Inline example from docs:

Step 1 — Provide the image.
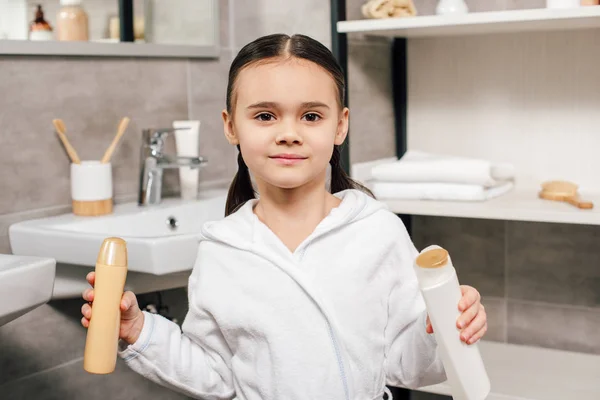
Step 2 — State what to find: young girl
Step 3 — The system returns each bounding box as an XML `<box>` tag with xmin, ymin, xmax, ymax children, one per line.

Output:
<box><xmin>81</xmin><ymin>33</ymin><xmax>487</xmax><ymax>400</ymax></box>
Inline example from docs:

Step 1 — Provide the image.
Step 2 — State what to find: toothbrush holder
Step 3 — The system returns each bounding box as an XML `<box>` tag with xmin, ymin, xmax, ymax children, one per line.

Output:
<box><xmin>71</xmin><ymin>161</ymin><xmax>113</xmax><ymax>216</ymax></box>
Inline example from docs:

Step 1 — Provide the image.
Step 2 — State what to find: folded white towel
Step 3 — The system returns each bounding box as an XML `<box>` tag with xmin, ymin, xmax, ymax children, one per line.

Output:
<box><xmin>370</xmin><ymin>150</ymin><xmax>515</xmax><ymax>187</ymax></box>
<box><xmin>371</xmin><ymin>181</ymin><xmax>514</xmax><ymax>202</ymax></box>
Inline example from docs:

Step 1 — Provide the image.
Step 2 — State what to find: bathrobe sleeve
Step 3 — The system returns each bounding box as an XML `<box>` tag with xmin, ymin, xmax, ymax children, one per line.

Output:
<box><xmin>118</xmin><ymin>248</ymin><xmax>235</xmax><ymax>400</ymax></box>
<box><xmin>384</xmin><ymin>217</ymin><xmax>447</xmax><ymax>389</ymax></box>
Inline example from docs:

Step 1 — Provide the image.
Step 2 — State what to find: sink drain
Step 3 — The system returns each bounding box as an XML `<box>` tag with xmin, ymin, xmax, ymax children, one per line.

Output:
<box><xmin>166</xmin><ymin>216</ymin><xmax>179</xmax><ymax>230</ymax></box>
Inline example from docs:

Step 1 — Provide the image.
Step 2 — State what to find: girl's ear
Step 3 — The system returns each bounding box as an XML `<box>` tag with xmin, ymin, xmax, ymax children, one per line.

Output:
<box><xmin>334</xmin><ymin>107</ymin><xmax>349</xmax><ymax>146</ymax></box>
<box><xmin>222</xmin><ymin>109</ymin><xmax>239</xmax><ymax>145</ymax></box>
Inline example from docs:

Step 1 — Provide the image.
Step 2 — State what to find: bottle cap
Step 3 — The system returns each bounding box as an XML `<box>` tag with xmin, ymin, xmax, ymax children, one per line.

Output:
<box><xmin>96</xmin><ymin>237</ymin><xmax>127</xmax><ymax>267</ymax></box>
<box><xmin>416</xmin><ymin>247</ymin><xmax>448</xmax><ymax>269</ymax></box>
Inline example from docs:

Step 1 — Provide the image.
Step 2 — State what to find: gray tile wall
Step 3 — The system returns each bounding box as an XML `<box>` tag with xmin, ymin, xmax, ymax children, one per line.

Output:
<box><xmin>1</xmin><ymin>0</ymin><xmax>242</xmax><ymax>398</ymax></box>
<box><xmin>347</xmin><ymin>38</ymin><xmax>397</xmax><ymax>164</ymax></box>
<box><xmin>412</xmin><ymin>217</ymin><xmax>600</xmax><ymax>356</ymax></box>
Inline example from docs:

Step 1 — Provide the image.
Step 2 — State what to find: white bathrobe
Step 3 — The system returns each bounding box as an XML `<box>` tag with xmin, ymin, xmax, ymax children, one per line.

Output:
<box><xmin>118</xmin><ymin>189</ymin><xmax>447</xmax><ymax>400</ymax></box>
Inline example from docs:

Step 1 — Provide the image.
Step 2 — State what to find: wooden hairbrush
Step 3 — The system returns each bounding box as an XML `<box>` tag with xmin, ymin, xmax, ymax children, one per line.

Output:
<box><xmin>538</xmin><ymin>180</ymin><xmax>593</xmax><ymax>210</ymax></box>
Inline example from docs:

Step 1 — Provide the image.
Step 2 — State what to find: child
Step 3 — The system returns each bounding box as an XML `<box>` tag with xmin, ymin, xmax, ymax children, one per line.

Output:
<box><xmin>81</xmin><ymin>33</ymin><xmax>487</xmax><ymax>400</ymax></box>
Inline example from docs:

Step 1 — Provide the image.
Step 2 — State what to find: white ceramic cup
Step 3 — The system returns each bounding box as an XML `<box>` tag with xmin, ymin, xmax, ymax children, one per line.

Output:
<box><xmin>546</xmin><ymin>0</ymin><xmax>581</xmax><ymax>8</ymax></box>
<box><xmin>71</xmin><ymin>161</ymin><xmax>113</xmax><ymax>202</ymax></box>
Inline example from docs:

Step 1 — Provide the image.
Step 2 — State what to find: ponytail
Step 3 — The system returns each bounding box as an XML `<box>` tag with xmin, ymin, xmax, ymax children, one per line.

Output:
<box><xmin>225</xmin><ymin>146</ymin><xmax>256</xmax><ymax>216</ymax></box>
<box><xmin>329</xmin><ymin>145</ymin><xmax>375</xmax><ymax>198</ymax></box>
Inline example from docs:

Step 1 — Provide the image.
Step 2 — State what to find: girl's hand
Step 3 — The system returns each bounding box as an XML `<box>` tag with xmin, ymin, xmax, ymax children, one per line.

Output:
<box><xmin>425</xmin><ymin>285</ymin><xmax>487</xmax><ymax>345</ymax></box>
<box><xmin>81</xmin><ymin>271</ymin><xmax>145</xmax><ymax>345</ymax></box>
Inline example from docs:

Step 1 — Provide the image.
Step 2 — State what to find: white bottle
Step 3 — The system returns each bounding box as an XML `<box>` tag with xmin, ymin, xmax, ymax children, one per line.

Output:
<box><xmin>436</xmin><ymin>0</ymin><xmax>469</xmax><ymax>15</ymax></box>
<box><xmin>414</xmin><ymin>245</ymin><xmax>490</xmax><ymax>400</ymax></box>
<box><xmin>173</xmin><ymin>120</ymin><xmax>201</xmax><ymax>200</ymax></box>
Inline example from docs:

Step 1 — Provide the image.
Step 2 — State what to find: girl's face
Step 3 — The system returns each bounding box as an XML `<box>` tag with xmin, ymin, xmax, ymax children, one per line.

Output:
<box><xmin>222</xmin><ymin>57</ymin><xmax>349</xmax><ymax>191</ymax></box>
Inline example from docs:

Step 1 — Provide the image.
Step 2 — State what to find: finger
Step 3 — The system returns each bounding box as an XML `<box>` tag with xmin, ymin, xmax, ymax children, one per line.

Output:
<box><xmin>81</xmin><ymin>303</ymin><xmax>92</xmax><ymax>319</ymax></box>
<box><xmin>121</xmin><ymin>291</ymin><xmax>136</xmax><ymax>312</ymax></box>
<box><xmin>457</xmin><ymin>302</ymin><xmax>481</xmax><ymax>330</ymax></box>
<box><xmin>86</xmin><ymin>271</ymin><xmax>95</xmax><ymax>286</ymax></box>
<box><xmin>82</xmin><ymin>288</ymin><xmax>94</xmax><ymax>302</ymax></box>
<box><xmin>458</xmin><ymin>285</ymin><xmax>478</xmax><ymax>311</ymax></box>
<box><xmin>460</xmin><ymin>306</ymin><xmax>487</xmax><ymax>343</ymax></box>
<box><xmin>458</xmin><ymin>285</ymin><xmax>480</xmax><ymax>311</ymax></box>
<box><xmin>81</xmin><ymin>316</ymin><xmax>89</xmax><ymax>328</ymax></box>
<box><xmin>467</xmin><ymin>323</ymin><xmax>488</xmax><ymax>345</ymax></box>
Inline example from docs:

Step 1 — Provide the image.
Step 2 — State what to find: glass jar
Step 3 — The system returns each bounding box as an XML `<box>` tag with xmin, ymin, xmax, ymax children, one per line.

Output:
<box><xmin>57</xmin><ymin>0</ymin><xmax>89</xmax><ymax>41</ymax></box>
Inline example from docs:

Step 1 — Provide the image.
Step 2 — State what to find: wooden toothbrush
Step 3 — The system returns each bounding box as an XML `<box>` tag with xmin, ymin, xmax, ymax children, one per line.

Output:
<box><xmin>101</xmin><ymin>117</ymin><xmax>130</xmax><ymax>164</ymax></box>
<box><xmin>52</xmin><ymin>119</ymin><xmax>81</xmax><ymax>164</ymax></box>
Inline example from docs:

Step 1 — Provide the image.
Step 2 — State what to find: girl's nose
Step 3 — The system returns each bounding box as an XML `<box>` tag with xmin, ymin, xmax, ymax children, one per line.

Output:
<box><xmin>275</xmin><ymin>125</ymin><xmax>303</xmax><ymax>145</ymax></box>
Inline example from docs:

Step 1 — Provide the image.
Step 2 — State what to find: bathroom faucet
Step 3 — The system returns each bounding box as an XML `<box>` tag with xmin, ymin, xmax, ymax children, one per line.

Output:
<box><xmin>138</xmin><ymin>128</ymin><xmax>207</xmax><ymax>206</ymax></box>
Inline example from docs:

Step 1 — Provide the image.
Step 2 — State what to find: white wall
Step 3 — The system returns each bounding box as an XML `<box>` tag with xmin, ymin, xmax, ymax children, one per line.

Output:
<box><xmin>0</xmin><ymin>0</ymin><xmax>27</xmax><ymax>39</ymax></box>
<box><xmin>408</xmin><ymin>29</ymin><xmax>600</xmax><ymax>191</ymax></box>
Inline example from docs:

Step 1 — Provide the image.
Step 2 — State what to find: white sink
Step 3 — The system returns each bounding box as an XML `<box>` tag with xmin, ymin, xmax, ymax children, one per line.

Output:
<box><xmin>0</xmin><ymin>254</ymin><xmax>56</xmax><ymax>326</ymax></box>
<box><xmin>9</xmin><ymin>189</ymin><xmax>228</xmax><ymax>278</ymax></box>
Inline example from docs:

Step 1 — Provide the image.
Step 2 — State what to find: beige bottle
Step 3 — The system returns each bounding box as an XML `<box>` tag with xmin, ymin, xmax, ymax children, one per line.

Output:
<box><xmin>56</xmin><ymin>0</ymin><xmax>89</xmax><ymax>41</ymax></box>
<box><xmin>83</xmin><ymin>237</ymin><xmax>128</xmax><ymax>374</ymax></box>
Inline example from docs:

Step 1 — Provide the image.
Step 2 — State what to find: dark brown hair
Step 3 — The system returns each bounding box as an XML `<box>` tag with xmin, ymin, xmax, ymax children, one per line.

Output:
<box><xmin>225</xmin><ymin>33</ymin><xmax>374</xmax><ymax>216</ymax></box>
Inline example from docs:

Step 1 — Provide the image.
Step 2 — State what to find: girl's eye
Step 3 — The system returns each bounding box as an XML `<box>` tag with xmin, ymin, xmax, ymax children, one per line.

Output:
<box><xmin>303</xmin><ymin>113</ymin><xmax>321</xmax><ymax>122</ymax></box>
<box><xmin>256</xmin><ymin>113</ymin><xmax>274</xmax><ymax>122</ymax></box>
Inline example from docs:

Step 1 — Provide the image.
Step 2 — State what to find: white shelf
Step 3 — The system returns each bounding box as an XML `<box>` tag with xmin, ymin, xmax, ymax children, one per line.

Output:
<box><xmin>0</xmin><ymin>40</ymin><xmax>219</xmax><ymax>58</ymax></box>
<box><xmin>337</xmin><ymin>7</ymin><xmax>600</xmax><ymax>38</ymax></box>
<box><xmin>352</xmin><ymin>159</ymin><xmax>600</xmax><ymax>226</ymax></box>
<box><xmin>378</xmin><ymin>186</ymin><xmax>600</xmax><ymax>226</ymax></box>
<box><xmin>411</xmin><ymin>341</ymin><xmax>600</xmax><ymax>400</ymax></box>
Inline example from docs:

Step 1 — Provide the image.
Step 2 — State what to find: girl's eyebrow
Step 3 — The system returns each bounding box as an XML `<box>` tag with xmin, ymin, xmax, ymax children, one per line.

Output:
<box><xmin>246</xmin><ymin>101</ymin><xmax>330</xmax><ymax>110</ymax></box>
<box><xmin>300</xmin><ymin>101</ymin><xmax>330</xmax><ymax>110</ymax></box>
<box><xmin>247</xmin><ymin>101</ymin><xmax>279</xmax><ymax>110</ymax></box>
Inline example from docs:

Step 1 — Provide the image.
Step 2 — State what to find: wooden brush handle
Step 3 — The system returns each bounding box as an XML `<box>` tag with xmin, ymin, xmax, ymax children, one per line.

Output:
<box><xmin>101</xmin><ymin>117</ymin><xmax>130</xmax><ymax>164</ymax></box>
<box><xmin>52</xmin><ymin>119</ymin><xmax>81</xmax><ymax>164</ymax></box>
<box><xmin>566</xmin><ymin>195</ymin><xmax>594</xmax><ymax>209</ymax></box>
<box><xmin>539</xmin><ymin>190</ymin><xmax>594</xmax><ymax>210</ymax></box>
